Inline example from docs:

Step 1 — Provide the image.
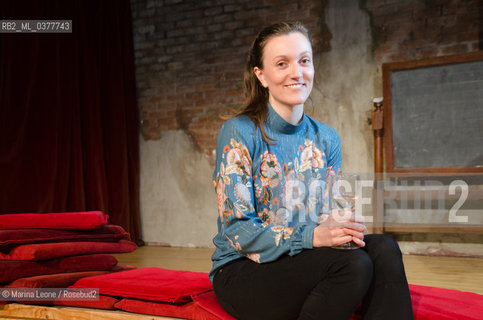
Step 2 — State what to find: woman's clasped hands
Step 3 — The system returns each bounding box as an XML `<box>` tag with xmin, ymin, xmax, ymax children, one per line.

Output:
<box><xmin>312</xmin><ymin>209</ymin><xmax>366</xmax><ymax>248</ymax></box>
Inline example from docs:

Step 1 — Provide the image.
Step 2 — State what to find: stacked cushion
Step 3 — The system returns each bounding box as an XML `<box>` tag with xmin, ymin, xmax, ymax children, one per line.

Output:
<box><xmin>0</xmin><ymin>224</ymin><xmax>130</xmax><ymax>252</ymax></box>
<box><xmin>0</xmin><ymin>211</ymin><xmax>108</xmax><ymax>230</ymax></box>
<box><xmin>0</xmin><ymin>211</ymin><xmax>137</xmax><ymax>309</ymax></box>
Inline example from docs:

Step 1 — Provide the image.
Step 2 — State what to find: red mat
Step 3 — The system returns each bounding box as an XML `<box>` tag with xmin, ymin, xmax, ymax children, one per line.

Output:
<box><xmin>0</xmin><ymin>224</ymin><xmax>130</xmax><ymax>252</ymax></box>
<box><xmin>0</xmin><ymin>211</ymin><xmax>108</xmax><ymax>230</ymax></box>
<box><xmin>0</xmin><ymin>254</ymin><xmax>118</xmax><ymax>284</ymax></box>
<box><xmin>409</xmin><ymin>284</ymin><xmax>483</xmax><ymax>320</ymax></box>
<box><xmin>72</xmin><ymin>267</ymin><xmax>213</xmax><ymax>303</ymax></box>
<box><xmin>4</xmin><ymin>265</ymin><xmax>136</xmax><ymax>288</ymax></box>
<box><xmin>114</xmin><ymin>298</ymin><xmax>220</xmax><ymax>320</ymax></box>
<box><xmin>5</xmin><ymin>271</ymin><xmax>114</xmax><ymax>288</ymax></box>
<box><xmin>0</xmin><ymin>240</ymin><xmax>137</xmax><ymax>261</ymax></box>
<box><xmin>70</xmin><ymin>268</ymin><xmax>483</xmax><ymax>320</ymax></box>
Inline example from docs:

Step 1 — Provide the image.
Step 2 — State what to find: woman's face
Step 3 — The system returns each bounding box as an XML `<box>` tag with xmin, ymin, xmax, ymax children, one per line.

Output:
<box><xmin>254</xmin><ymin>32</ymin><xmax>314</xmax><ymax>111</ymax></box>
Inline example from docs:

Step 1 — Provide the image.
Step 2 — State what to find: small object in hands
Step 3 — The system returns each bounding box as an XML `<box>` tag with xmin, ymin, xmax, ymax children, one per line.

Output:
<box><xmin>327</xmin><ymin>171</ymin><xmax>361</xmax><ymax>250</ymax></box>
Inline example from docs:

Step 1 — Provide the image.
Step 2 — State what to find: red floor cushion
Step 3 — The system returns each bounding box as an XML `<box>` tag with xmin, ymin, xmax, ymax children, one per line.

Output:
<box><xmin>12</xmin><ymin>295</ymin><xmax>120</xmax><ymax>310</ymax></box>
<box><xmin>114</xmin><ymin>298</ymin><xmax>220</xmax><ymax>320</ymax></box>
<box><xmin>71</xmin><ymin>267</ymin><xmax>213</xmax><ymax>303</ymax></box>
<box><xmin>55</xmin><ymin>294</ymin><xmax>119</xmax><ymax>310</ymax></box>
<box><xmin>4</xmin><ymin>265</ymin><xmax>136</xmax><ymax>289</ymax></box>
<box><xmin>70</xmin><ymin>267</ymin><xmax>483</xmax><ymax>320</ymax></box>
<box><xmin>0</xmin><ymin>225</ymin><xmax>130</xmax><ymax>252</ymax></box>
<box><xmin>4</xmin><ymin>271</ymin><xmax>113</xmax><ymax>288</ymax></box>
<box><xmin>192</xmin><ymin>291</ymin><xmax>236</xmax><ymax>320</ymax></box>
<box><xmin>0</xmin><ymin>254</ymin><xmax>118</xmax><ymax>284</ymax></box>
<box><xmin>0</xmin><ymin>240</ymin><xmax>137</xmax><ymax>261</ymax></box>
<box><xmin>409</xmin><ymin>284</ymin><xmax>483</xmax><ymax>320</ymax></box>
<box><xmin>190</xmin><ymin>286</ymin><xmax>483</xmax><ymax>320</ymax></box>
<box><xmin>0</xmin><ymin>211</ymin><xmax>108</xmax><ymax>230</ymax></box>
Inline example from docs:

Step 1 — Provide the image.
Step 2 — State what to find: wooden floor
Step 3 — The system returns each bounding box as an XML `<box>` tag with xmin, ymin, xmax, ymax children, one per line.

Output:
<box><xmin>1</xmin><ymin>246</ymin><xmax>482</xmax><ymax>319</ymax></box>
<box><xmin>114</xmin><ymin>246</ymin><xmax>483</xmax><ymax>295</ymax></box>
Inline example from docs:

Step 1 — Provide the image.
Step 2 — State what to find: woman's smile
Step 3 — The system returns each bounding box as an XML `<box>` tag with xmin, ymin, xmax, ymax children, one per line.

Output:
<box><xmin>253</xmin><ymin>32</ymin><xmax>314</xmax><ymax>124</ymax></box>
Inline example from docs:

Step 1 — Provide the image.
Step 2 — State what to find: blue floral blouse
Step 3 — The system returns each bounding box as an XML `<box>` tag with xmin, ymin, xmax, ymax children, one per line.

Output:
<box><xmin>210</xmin><ymin>104</ymin><xmax>342</xmax><ymax>282</ymax></box>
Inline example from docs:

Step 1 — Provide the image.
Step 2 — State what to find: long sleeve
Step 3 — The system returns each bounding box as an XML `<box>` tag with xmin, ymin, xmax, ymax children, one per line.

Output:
<box><xmin>210</xmin><ymin>108</ymin><xmax>343</xmax><ymax>282</ymax></box>
<box><xmin>213</xmin><ymin>119</ymin><xmax>314</xmax><ymax>265</ymax></box>
<box><xmin>327</xmin><ymin>127</ymin><xmax>342</xmax><ymax>171</ymax></box>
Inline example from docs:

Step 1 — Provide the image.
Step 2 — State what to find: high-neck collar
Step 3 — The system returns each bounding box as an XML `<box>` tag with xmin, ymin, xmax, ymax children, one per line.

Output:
<box><xmin>266</xmin><ymin>103</ymin><xmax>305</xmax><ymax>134</ymax></box>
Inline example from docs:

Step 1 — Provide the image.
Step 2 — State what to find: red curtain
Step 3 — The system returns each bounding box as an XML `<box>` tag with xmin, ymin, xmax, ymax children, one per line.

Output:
<box><xmin>0</xmin><ymin>0</ymin><xmax>140</xmax><ymax>242</ymax></box>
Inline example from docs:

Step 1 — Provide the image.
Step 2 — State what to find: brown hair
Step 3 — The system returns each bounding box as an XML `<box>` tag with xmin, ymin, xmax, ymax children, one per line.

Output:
<box><xmin>229</xmin><ymin>21</ymin><xmax>311</xmax><ymax>144</ymax></box>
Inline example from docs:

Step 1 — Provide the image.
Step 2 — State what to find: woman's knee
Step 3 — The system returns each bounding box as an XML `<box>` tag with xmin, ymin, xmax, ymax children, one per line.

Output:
<box><xmin>365</xmin><ymin>234</ymin><xmax>409</xmax><ymax>282</ymax></box>
<box><xmin>365</xmin><ymin>234</ymin><xmax>402</xmax><ymax>259</ymax></box>
<box><xmin>340</xmin><ymin>250</ymin><xmax>374</xmax><ymax>292</ymax></box>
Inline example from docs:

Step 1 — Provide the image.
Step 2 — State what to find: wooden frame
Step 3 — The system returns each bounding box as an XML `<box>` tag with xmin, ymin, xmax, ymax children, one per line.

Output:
<box><xmin>382</xmin><ymin>51</ymin><xmax>483</xmax><ymax>174</ymax></box>
<box><xmin>376</xmin><ymin>52</ymin><xmax>483</xmax><ymax>234</ymax></box>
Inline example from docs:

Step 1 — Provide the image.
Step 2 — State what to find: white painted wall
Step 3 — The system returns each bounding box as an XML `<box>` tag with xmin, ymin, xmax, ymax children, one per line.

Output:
<box><xmin>140</xmin><ymin>130</ymin><xmax>217</xmax><ymax>247</ymax></box>
<box><xmin>311</xmin><ymin>0</ymin><xmax>378</xmax><ymax>175</ymax></box>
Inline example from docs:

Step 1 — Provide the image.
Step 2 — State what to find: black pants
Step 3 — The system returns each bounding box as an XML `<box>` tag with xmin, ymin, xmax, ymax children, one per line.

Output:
<box><xmin>213</xmin><ymin>234</ymin><xmax>413</xmax><ymax>320</ymax></box>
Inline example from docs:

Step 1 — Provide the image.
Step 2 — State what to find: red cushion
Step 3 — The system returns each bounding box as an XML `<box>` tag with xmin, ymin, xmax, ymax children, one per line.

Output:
<box><xmin>14</xmin><ymin>295</ymin><xmax>119</xmax><ymax>310</ymax></box>
<box><xmin>5</xmin><ymin>271</ymin><xmax>114</xmax><ymax>288</ymax></box>
<box><xmin>5</xmin><ymin>265</ymin><xmax>136</xmax><ymax>289</ymax></box>
<box><xmin>67</xmin><ymin>269</ymin><xmax>483</xmax><ymax>320</ymax></box>
<box><xmin>0</xmin><ymin>254</ymin><xmax>118</xmax><ymax>284</ymax></box>
<box><xmin>114</xmin><ymin>299</ymin><xmax>220</xmax><ymax>320</ymax></box>
<box><xmin>55</xmin><ymin>294</ymin><xmax>119</xmax><ymax>309</ymax></box>
<box><xmin>0</xmin><ymin>211</ymin><xmax>108</xmax><ymax>230</ymax></box>
<box><xmin>192</xmin><ymin>291</ymin><xmax>237</xmax><ymax>320</ymax></box>
<box><xmin>71</xmin><ymin>267</ymin><xmax>213</xmax><ymax>303</ymax></box>
<box><xmin>409</xmin><ymin>284</ymin><xmax>483</xmax><ymax>320</ymax></box>
<box><xmin>0</xmin><ymin>225</ymin><xmax>130</xmax><ymax>252</ymax></box>
<box><xmin>192</xmin><ymin>290</ymin><xmax>354</xmax><ymax>320</ymax></box>
<box><xmin>0</xmin><ymin>240</ymin><xmax>137</xmax><ymax>261</ymax></box>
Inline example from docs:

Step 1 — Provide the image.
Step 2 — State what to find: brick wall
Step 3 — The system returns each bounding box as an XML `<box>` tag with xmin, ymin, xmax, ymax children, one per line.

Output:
<box><xmin>131</xmin><ymin>0</ymin><xmax>328</xmax><ymax>159</ymax></box>
<box><xmin>364</xmin><ymin>0</ymin><xmax>481</xmax><ymax>62</ymax></box>
<box><xmin>131</xmin><ymin>0</ymin><xmax>481</xmax><ymax>158</ymax></box>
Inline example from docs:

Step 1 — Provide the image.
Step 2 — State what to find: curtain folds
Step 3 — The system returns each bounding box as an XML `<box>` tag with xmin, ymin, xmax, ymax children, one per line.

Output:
<box><xmin>0</xmin><ymin>0</ymin><xmax>140</xmax><ymax>242</ymax></box>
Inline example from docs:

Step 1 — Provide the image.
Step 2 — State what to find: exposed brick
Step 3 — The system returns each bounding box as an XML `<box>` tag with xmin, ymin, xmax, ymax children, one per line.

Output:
<box><xmin>213</xmin><ymin>13</ymin><xmax>233</xmax><ymax>23</ymax></box>
<box><xmin>224</xmin><ymin>4</ymin><xmax>242</xmax><ymax>13</ymax></box>
<box><xmin>176</xmin><ymin>20</ymin><xmax>192</xmax><ymax>28</ymax></box>
<box><xmin>167</xmin><ymin>61</ymin><xmax>183</xmax><ymax>70</ymax></box>
<box><xmin>440</xmin><ymin>43</ymin><xmax>471</xmax><ymax>54</ymax></box>
<box><xmin>205</xmin><ymin>90</ymin><xmax>227</xmax><ymax>100</ymax></box>
<box><xmin>213</xmin><ymin>30</ymin><xmax>235</xmax><ymax>40</ymax></box>
<box><xmin>369</xmin><ymin>0</ymin><xmax>479</xmax><ymax>63</ymax></box>
<box><xmin>185</xmin><ymin>92</ymin><xmax>204</xmax><ymax>100</ymax></box>
<box><xmin>164</xmin><ymin>0</ymin><xmax>183</xmax><ymax>5</ymax></box>
<box><xmin>132</xmin><ymin>0</ymin><xmax>479</xmax><ymax>156</ymax></box>
<box><xmin>426</xmin><ymin>0</ymin><xmax>453</xmax><ymax>7</ymax></box>
<box><xmin>184</xmin><ymin>9</ymin><xmax>204</xmax><ymax>19</ymax></box>
<box><xmin>224</xmin><ymin>20</ymin><xmax>243</xmax><ymax>30</ymax></box>
<box><xmin>413</xmin><ymin>6</ymin><xmax>442</xmax><ymax>20</ymax></box>
<box><xmin>204</xmin><ymin>6</ymin><xmax>223</xmax><ymax>16</ymax></box>
<box><xmin>236</xmin><ymin>27</ymin><xmax>257</xmax><ymax>38</ymax></box>
<box><xmin>204</xmin><ymin>23</ymin><xmax>222</xmax><ymax>33</ymax></box>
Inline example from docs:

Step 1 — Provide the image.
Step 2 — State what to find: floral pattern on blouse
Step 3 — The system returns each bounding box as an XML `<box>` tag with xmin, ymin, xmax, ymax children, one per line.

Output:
<box><xmin>260</xmin><ymin>151</ymin><xmax>282</xmax><ymax>188</ymax></box>
<box><xmin>214</xmin><ymin>139</ymin><xmax>255</xmax><ymax>225</ymax></box>
<box><xmin>299</xmin><ymin>139</ymin><xmax>324</xmax><ymax>171</ymax></box>
<box><xmin>216</xmin><ymin>138</ymin><xmax>327</xmax><ymax>231</ymax></box>
<box><xmin>209</xmin><ymin>105</ymin><xmax>342</xmax><ymax>282</ymax></box>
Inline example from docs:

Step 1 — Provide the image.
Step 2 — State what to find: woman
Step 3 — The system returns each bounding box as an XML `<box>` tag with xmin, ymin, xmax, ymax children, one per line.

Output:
<box><xmin>210</xmin><ymin>21</ymin><xmax>413</xmax><ymax>320</ymax></box>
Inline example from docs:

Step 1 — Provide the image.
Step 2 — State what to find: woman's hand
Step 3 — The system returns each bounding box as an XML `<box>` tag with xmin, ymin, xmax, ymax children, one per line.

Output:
<box><xmin>312</xmin><ymin>209</ymin><xmax>366</xmax><ymax>248</ymax></box>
